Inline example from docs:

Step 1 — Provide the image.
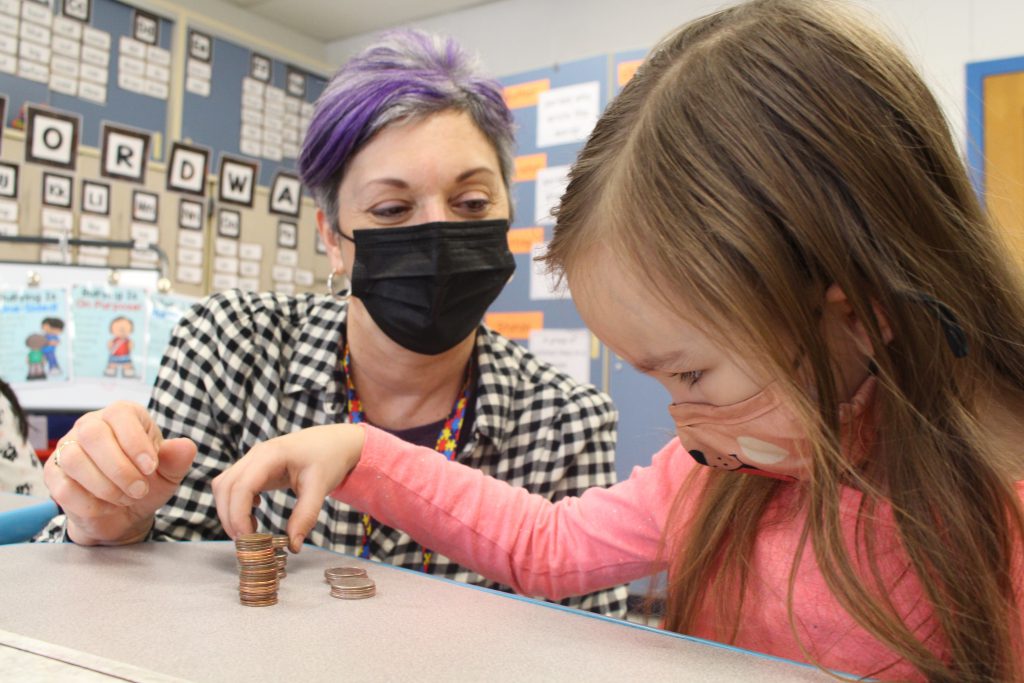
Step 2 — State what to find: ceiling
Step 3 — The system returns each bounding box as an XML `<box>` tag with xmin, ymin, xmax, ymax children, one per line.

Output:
<box><xmin>222</xmin><ymin>0</ymin><xmax>503</xmax><ymax>43</ymax></box>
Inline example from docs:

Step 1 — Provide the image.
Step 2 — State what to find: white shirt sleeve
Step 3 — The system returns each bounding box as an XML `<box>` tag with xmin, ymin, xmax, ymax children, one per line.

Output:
<box><xmin>0</xmin><ymin>394</ymin><xmax>47</xmax><ymax>496</ymax></box>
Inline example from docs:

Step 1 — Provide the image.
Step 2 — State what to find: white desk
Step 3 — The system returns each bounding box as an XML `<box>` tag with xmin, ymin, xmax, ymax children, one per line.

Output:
<box><xmin>0</xmin><ymin>543</ymin><xmax>833</xmax><ymax>682</ymax></box>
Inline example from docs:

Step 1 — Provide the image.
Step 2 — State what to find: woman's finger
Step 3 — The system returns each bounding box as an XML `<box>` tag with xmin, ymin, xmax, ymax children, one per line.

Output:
<box><xmin>74</xmin><ymin>416</ymin><xmax>149</xmax><ymax>501</ymax></box>
<box><xmin>44</xmin><ymin>458</ymin><xmax>123</xmax><ymax>520</ymax></box>
<box><xmin>101</xmin><ymin>404</ymin><xmax>161</xmax><ymax>476</ymax></box>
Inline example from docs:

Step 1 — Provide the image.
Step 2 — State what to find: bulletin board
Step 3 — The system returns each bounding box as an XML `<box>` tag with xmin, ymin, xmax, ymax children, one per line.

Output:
<box><xmin>612</xmin><ymin>49</ymin><xmax>646</xmax><ymax>96</ymax></box>
<box><xmin>966</xmin><ymin>54</ymin><xmax>1024</xmax><ymax>263</ymax></box>
<box><xmin>602</xmin><ymin>46</ymin><xmax>676</xmax><ymax>480</ymax></box>
<box><xmin>489</xmin><ymin>55</ymin><xmax>609</xmax><ymax>394</ymax></box>
<box><xmin>489</xmin><ymin>51</ymin><xmax>676</xmax><ymax>483</ymax></box>
<box><xmin>0</xmin><ymin>0</ymin><xmax>173</xmax><ymax>154</ymax></box>
<box><xmin>180</xmin><ymin>24</ymin><xmax>328</xmax><ymax>187</ymax></box>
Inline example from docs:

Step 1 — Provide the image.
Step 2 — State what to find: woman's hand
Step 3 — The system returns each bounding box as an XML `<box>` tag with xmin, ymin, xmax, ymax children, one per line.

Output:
<box><xmin>43</xmin><ymin>401</ymin><xmax>197</xmax><ymax>546</ymax></box>
<box><xmin>211</xmin><ymin>424</ymin><xmax>366</xmax><ymax>552</ymax></box>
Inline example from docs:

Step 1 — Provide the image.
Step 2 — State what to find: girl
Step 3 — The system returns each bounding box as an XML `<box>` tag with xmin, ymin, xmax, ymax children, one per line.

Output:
<box><xmin>212</xmin><ymin>1</ymin><xmax>1024</xmax><ymax>680</ymax></box>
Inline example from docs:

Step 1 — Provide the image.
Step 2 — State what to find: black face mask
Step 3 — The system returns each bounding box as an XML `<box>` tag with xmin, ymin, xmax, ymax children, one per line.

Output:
<box><xmin>343</xmin><ymin>219</ymin><xmax>515</xmax><ymax>355</ymax></box>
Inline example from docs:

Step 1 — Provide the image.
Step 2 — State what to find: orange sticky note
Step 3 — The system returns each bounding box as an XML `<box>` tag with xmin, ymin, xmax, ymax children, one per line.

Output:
<box><xmin>484</xmin><ymin>311</ymin><xmax>544</xmax><ymax>340</ymax></box>
<box><xmin>503</xmin><ymin>78</ymin><xmax>551</xmax><ymax>109</ymax></box>
<box><xmin>617</xmin><ymin>59</ymin><xmax>643</xmax><ymax>88</ymax></box>
<box><xmin>513</xmin><ymin>153</ymin><xmax>547</xmax><ymax>183</ymax></box>
<box><xmin>507</xmin><ymin>227</ymin><xmax>545</xmax><ymax>254</ymax></box>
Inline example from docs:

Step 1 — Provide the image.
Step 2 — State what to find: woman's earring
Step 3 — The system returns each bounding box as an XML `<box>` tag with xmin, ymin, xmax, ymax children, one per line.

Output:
<box><xmin>327</xmin><ymin>269</ymin><xmax>351</xmax><ymax>299</ymax></box>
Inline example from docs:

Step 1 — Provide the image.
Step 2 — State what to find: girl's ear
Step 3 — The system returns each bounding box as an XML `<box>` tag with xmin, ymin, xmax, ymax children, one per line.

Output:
<box><xmin>823</xmin><ymin>283</ymin><xmax>894</xmax><ymax>355</ymax></box>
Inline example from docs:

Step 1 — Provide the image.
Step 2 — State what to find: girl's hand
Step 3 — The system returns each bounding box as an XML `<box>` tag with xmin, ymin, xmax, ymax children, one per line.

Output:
<box><xmin>211</xmin><ymin>424</ymin><xmax>366</xmax><ymax>552</ymax></box>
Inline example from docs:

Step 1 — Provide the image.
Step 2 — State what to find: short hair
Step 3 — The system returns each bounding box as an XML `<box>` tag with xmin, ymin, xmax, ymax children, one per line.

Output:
<box><xmin>41</xmin><ymin>317</ymin><xmax>64</xmax><ymax>330</ymax></box>
<box><xmin>299</xmin><ymin>29</ymin><xmax>514</xmax><ymax>233</ymax></box>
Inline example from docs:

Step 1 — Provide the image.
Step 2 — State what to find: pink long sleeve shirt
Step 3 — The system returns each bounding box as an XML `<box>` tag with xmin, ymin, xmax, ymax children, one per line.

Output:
<box><xmin>334</xmin><ymin>425</ymin><xmax>1024</xmax><ymax>680</ymax></box>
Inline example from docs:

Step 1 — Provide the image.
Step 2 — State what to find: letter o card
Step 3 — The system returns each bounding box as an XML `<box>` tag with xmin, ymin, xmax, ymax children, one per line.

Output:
<box><xmin>25</xmin><ymin>106</ymin><xmax>81</xmax><ymax>170</ymax></box>
<box><xmin>269</xmin><ymin>171</ymin><xmax>301</xmax><ymax>217</ymax></box>
<box><xmin>100</xmin><ymin>123</ymin><xmax>150</xmax><ymax>183</ymax></box>
<box><xmin>167</xmin><ymin>142</ymin><xmax>210</xmax><ymax>196</ymax></box>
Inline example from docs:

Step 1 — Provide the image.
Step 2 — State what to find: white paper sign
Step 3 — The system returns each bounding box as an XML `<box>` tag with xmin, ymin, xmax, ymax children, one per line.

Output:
<box><xmin>271</xmin><ymin>265</ymin><xmax>294</xmax><ymax>283</ymax></box>
<box><xmin>214</xmin><ymin>237</ymin><xmax>238</xmax><ymax>257</ymax></box>
<box><xmin>185</xmin><ymin>75</ymin><xmax>210</xmax><ymax>97</ymax></box>
<box><xmin>529</xmin><ymin>241</ymin><xmax>570</xmax><ymax>300</ymax></box>
<box><xmin>275</xmin><ymin>249</ymin><xmax>298</xmax><ymax>266</ymax></box>
<box><xmin>239</xmin><ymin>260</ymin><xmax>260</xmax><ymax>277</ymax></box>
<box><xmin>41</xmin><ymin>208</ymin><xmax>73</xmax><ymax>231</ymax></box>
<box><xmin>0</xmin><ymin>198</ymin><xmax>18</xmax><ymax>221</ymax></box>
<box><xmin>130</xmin><ymin>222</ymin><xmax>159</xmax><ymax>246</ymax></box>
<box><xmin>79</xmin><ymin>215</ymin><xmax>111</xmax><ymax>237</ymax></box>
<box><xmin>176</xmin><ymin>247</ymin><xmax>202</xmax><ymax>266</ymax></box>
<box><xmin>177</xmin><ymin>265</ymin><xmax>203</xmax><ymax>285</ymax></box>
<box><xmin>528</xmin><ymin>328</ymin><xmax>591</xmax><ymax>385</ymax></box>
<box><xmin>238</xmin><ymin>243</ymin><xmax>262</xmax><ymax>261</ymax></box>
<box><xmin>533</xmin><ymin>165</ymin><xmax>571</xmax><ymax>226</ymax></box>
<box><xmin>214</xmin><ymin>256</ymin><xmax>239</xmax><ymax>274</ymax></box>
<box><xmin>177</xmin><ymin>230</ymin><xmax>203</xmax><ymax>249</ymax></box>
<box><xmin>212</xmin><ymin>272</ymin><xmax>239</xmax><ymax>290</ymax></box>
<box><xmin>536</xmin><ymin>81</ymin><xmax>600</xmax><ymax>149</ymax></box>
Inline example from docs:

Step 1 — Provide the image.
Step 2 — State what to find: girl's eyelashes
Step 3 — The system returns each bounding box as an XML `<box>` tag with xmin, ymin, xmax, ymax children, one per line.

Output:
<box><xmin>669</xmin><ymin>370</ymin><xmax>704</xmax><ymax>386</ymax></box>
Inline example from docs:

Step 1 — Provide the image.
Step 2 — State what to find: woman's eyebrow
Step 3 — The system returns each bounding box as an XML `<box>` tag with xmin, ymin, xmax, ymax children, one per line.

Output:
<box><xmin>455</xmin><ymin>167</ymin><xmax>495</xmax><ymax>182</ymax></box>
<box><xmin>363</xmin><ymin>177</ymin><xmax>409</xmax><ymax>190</ymax></box>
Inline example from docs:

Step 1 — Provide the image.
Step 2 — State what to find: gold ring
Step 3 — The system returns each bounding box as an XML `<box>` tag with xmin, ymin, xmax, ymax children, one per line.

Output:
<box><xmin>53</xmin><ymin>439</ymin><xmax>77</xmax><ymax>469</ymax></box>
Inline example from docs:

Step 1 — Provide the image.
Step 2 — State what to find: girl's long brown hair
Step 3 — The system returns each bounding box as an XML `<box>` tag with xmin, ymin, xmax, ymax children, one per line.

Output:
<box><xmin>546</xmin><ymin>1</ymin><xmax>1024</xmax><ymax>680</ymax></box>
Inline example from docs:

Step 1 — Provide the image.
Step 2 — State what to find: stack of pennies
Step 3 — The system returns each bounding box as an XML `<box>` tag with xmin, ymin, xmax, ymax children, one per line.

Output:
<box><xmin>235</xmin><ymin>533</ymin><xmax>278</xmax><ymax>607</ymax></box>
<box><xmin>272</xmin><ymin>535</ymin><xmax>288</xmax><ymax>579</ymax></box>
<box><xmin>324</xmin><ymin>566</ymin><xmax>376</xmax><ymax>600</ymax></box>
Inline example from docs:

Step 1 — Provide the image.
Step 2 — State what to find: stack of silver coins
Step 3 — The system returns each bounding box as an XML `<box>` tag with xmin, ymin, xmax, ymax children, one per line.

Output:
<box><xmin>272</xmin><ymin>535</ymin><xmax>288</xmax><ymax>579</ymax></box>
<box><xmin>235</xmin><ymin>533</ymin><xmax>278</xmax><ymax>607</ymax></box>
<box><xmin>324</xmin><ymin>566</ymin><xmax>375</xmax><ymax>599</ymax></box>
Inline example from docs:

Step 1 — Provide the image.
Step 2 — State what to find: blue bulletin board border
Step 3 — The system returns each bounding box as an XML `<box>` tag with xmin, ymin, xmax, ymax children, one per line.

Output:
<box><xmin>965</xmin><ymin>54</ymin><xmax>1024</xmax><ymax>203</ymax></box>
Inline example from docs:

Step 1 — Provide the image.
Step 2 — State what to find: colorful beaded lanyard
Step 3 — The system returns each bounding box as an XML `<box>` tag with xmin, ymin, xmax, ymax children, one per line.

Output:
<box><xmin>342</xmin><ymin>343</ymin><xmax>472</xmax><ymax>572</ymax></box>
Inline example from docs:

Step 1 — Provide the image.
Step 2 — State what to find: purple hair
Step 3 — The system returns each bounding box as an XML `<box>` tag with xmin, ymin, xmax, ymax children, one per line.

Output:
<box><xmin>299</xmin><ymin>30</ymin><xmax>515</xmax><ymax>232</ymax></box>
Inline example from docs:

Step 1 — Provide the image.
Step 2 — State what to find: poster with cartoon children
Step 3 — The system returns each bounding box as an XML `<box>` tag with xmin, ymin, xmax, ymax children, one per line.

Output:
<box><xmin>70</xmin><ymin>286</ymin><xmax>148</xmax><ymax>382</ymax></box>
<box><xmin>146</xmin><ymin>294</ymin><xmax>195</xmax><ymax>387</ymax></box>
<box><xmin>0</xmin><ymin>289</ymin><xmax>70</xmax><ymax>385</ymax></box>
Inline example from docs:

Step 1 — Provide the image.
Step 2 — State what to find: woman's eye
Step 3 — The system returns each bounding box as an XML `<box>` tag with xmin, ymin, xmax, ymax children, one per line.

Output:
<box><xmin>369</xmin><ymin>205</ymin><xmax>409</xmax><ymax>220</ymax></box>
<box><xmin>669</xmin><ymin>370</ymin><xmax>703</xmax><ymax>386</ymax></box>
<box><xmin>455</xmin><ymin>197</ymin><xmax>492</xmax><ymax>213</ymax></box>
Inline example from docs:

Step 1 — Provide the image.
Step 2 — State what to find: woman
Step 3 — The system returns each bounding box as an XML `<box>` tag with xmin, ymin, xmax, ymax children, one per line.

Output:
<box><xmin>39</xmin><ymin>30</ymin><xmax>627</xmax><ymax>618</ymax></box>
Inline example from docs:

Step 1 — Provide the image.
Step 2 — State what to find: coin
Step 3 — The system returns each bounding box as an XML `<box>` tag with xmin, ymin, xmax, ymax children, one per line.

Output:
<box><xmin>271</xmin><ymin>535</ymin><xmax>289</xmax><ymax>549</ymax></box>
<box><xmin>324</xmin><ymin>566</ymin><xmax>368</xmax><ymax>583</ymax></box>
<box><xmin>235</xmin><ymin>533</ymin><xmax>278</xmax><ymax>607</ymax></box>
<box><xmin>328</xmin><ymin>576</ymin><xmax>376</xmax><ymax>600</ymax></box>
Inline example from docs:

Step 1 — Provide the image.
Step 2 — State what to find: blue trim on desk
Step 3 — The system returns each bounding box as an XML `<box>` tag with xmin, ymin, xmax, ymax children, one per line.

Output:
<box><xmin>0</xmin><ymin>499</ymin><xmax>59</xmax><ymax>544</ymax></box>
<box><xmin>965</xmin><ymin>55</ymin><xmax>1024</xmax><ymax>202</ymax></box>
<box><xmin>306</xmin><ymin>543</ymin><xmax>860</xmax><ymax>680</ymax></box>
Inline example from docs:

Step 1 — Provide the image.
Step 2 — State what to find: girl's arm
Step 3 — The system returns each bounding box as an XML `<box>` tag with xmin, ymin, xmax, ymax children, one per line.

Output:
<box><xmin>213</xmin><ymin>423</ymin><xmax>696</xmax><ymax>600</ymax></box>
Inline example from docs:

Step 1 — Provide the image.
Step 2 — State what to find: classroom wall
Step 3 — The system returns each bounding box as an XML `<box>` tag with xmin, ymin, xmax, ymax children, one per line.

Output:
<box><xmin>136</xmin><ymin>0</ymin><xmax>327</xmax><ymax>67</ymax></box>
<box><xmin>325</xmin><ymin>0</ymin><xmax>1024</xmax><ymax>148</ymax></box>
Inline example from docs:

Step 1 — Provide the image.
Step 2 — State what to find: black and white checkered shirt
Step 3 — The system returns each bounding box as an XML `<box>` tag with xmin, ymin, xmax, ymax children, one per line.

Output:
<box><xmin>38</xmin><ymin>290</ymin><xmax>628</xmax><ymax>618</ymax></box>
